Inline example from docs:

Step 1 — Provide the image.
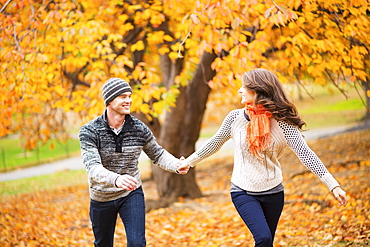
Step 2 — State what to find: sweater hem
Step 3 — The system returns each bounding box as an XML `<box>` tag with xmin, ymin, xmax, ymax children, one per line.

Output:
<box><xmin>231</xmin><ymin>177</ymin><xmax>283</xmax><ymax>193</ymax></box>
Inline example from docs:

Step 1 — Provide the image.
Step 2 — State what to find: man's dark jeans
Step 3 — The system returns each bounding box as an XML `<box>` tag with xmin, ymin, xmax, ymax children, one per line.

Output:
<box><xmin>90</xmin><ymin>187</ymin><xmax>146</xmax><ymax>247</ymax></box>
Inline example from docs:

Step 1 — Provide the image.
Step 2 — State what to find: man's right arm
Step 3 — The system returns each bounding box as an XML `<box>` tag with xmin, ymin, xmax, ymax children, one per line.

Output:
<box><xmin>79</xmin><ymin>125</ymin><xmax>120</xmax><ymax>186</ymax></box>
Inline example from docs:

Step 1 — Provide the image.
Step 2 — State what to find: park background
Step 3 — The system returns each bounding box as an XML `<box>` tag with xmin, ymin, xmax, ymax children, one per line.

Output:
<box><xmin>0</xmin><ymin>0</ymin><xmax>369</xmax><ymax>246</ymax></box>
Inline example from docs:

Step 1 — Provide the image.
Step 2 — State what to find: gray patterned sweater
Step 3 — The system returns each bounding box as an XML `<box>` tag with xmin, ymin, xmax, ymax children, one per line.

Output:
<box><xmin>79</xmin><ymin>112</ymin><xmax>179</xmax><ymax>202</ymax></box>
<box><xmin>185</xmin><ymin>108</ymin><xmax>340</xmax><ymax>192</ymax></box>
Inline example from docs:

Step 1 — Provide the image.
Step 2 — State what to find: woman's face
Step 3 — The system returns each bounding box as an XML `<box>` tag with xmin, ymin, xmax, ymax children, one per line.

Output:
<box><xmin>238</xmin><ymin>86</ymin><xmax>256</xmax><ymax>105</ymax></box>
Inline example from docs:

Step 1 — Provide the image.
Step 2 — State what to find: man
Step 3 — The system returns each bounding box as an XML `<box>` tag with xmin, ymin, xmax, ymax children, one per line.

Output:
<box><xmin>79</xmin><ymin>78</ymin><xmax>187</xmax><ymax>247</ymax></box>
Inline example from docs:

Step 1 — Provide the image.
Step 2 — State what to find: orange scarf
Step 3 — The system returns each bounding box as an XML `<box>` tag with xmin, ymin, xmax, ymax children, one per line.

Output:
<box><xmin>245</xmin><ymin>104</ymin><xmax>272</xmax><ymax>159</ymax></box>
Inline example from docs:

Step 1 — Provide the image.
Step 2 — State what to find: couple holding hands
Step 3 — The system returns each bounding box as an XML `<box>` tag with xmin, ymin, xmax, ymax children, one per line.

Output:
<box><xmin>79</xmin><ymin>69</ymin><xmax>347</xmax><ymax>247</ymax></box>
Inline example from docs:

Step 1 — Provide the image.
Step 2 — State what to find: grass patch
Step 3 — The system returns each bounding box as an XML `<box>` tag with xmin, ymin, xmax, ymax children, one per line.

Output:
<box><xmin>0</xmin><ymin>169</ymin><xmax>87</xmax><ymax>198</ymax></box>
<box><xmin>0</xmin><ymin>138</ymin><xmax>81</xmax><ymax>172</ymax></box>
<box><xmin>290</xmin><ymin>84</ymin><xmax>366</xmax><ymax>129</ymax></box>
<box><xmin>300</xmin><ymin>98</ymin><xmax>363</xmax><ymax>113</ymax></box>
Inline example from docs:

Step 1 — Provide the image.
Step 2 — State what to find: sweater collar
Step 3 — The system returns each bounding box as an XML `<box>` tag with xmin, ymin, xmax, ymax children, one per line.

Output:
<box><xmin>102</xmin><ymin>110</ymin><xmax>133</xmax><ymax>131</ymax></box>
<box><xmin>243</xmin><ymin>110</ymin><xmax>250</xmax><ymax>121</ymax></box>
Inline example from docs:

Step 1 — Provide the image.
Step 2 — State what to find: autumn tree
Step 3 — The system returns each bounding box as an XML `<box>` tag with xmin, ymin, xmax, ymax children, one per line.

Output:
<box><xmin>1</xmin><ymin>0</ymin><xmax>368</xmax><ymax>207</ymax></box>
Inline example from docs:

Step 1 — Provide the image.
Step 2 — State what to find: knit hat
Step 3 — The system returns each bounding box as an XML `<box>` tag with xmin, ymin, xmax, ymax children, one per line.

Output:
<box><xmin>102</xmin><ymin>78</ymin><xmax>132</xmax><ymax>106</ymax></box>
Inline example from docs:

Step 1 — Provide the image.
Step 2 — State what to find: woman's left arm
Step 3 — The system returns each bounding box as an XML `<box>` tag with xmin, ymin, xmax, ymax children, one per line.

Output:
<box><xmin>280</xmin><ymin>121</ymin><xmax>347</xmax><ymax>206</ymax></box>
<box><xmin>184</xmin><ymin>109</ymin><xmax>237</xmax><ymax>167</ymax></box>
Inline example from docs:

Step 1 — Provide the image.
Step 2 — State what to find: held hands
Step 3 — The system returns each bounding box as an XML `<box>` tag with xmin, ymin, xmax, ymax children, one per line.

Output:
<box><xmin>115</xmin><ymin>174</ymin><xmax>139</xmax><ymax>191</ymax></box>
<box><xmin>332</xmin><ymin>186</ymin><xmax>347</xmax><ymax>206</ymax></box>
<box><xmin>176</xmin><ymin>156</ymin><xmax>190</xmax><ymax>175</ymax></box>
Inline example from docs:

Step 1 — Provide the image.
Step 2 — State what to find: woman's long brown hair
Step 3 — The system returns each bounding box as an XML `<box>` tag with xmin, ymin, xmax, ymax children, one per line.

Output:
<box><xmin>242</xmin><ymin>68</ymin><xmax>306</xmax><ymax>130</ymax></box>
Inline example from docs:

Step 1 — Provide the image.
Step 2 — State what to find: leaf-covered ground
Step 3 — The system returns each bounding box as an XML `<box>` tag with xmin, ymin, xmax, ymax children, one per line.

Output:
<box><xmin>0</xmin><ymin>129</ymin><xmax>369</xmax><ymax>246</ymax></box>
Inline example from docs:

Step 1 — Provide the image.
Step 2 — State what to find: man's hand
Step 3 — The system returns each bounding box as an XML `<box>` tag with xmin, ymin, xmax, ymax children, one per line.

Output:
<box><xmin>176</xmin><ymin>156</ymin><xmax>190</xmax><ymax>175</ymax></box>
<box><xmin>115</xmin><ymin>174</ymin><xmax>139</xmax><ymax>191</ymax></box>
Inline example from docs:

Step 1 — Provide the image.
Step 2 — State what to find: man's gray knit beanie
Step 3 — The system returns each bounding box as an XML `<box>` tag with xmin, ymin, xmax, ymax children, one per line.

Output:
<box><xmin>102</xmin><ymin>78</ymin><xmax>132</xmax><ymax>106</ymax></box>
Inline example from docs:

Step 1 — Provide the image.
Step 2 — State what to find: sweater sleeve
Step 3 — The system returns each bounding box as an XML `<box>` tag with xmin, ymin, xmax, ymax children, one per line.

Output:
<box><xmin>278</xmin><ymin>121</ymin><xmax>340</xmax><ymax>191</ymax></box>
<box><xmin>142</xmin><ymin>130</ymin><xmax>178</xmax><ymax>173</ymax></box>
<box><xmin>185</xmin><ymin>110</ymin><xmax>237</xmax><ymax>167</ymax></box>
<box><xmin>79</xmin><ymin>125</ymin><xmax>120</xmax><ymax>186</ymax></box>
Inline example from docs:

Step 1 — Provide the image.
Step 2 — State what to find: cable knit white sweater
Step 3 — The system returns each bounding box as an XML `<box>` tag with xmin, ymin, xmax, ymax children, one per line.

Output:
<box><xmin>185</xmin><ymin>108</ymin><xmax>340</xmax><ymax>192</ymax></box>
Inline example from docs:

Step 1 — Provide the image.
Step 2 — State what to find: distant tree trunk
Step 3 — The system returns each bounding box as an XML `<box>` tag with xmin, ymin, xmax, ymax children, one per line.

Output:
<box><xmin>364</xmin><ymin>80</ymin><xmax>370</xmax><ymax>120</ymax></box>
<box><xmin>296</xmin><ymin>81</ymin><xmax>303</xmax><ymax>101</ymax></box>
<box><xmin>151</xmin><ymin>51</ymin><xmax>217</xmax><ymax>206</ymax></box>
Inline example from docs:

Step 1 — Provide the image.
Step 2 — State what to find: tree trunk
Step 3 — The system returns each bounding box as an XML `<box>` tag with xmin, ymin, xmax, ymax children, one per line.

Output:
<box><xmin>180</xmin><ymin>52</ymin><xmax>217</xmax><ymax>156</ymax></box>
<box><xmin>132</xmin><ymin>112</ymin><xmax>161</xmax><ymax>139</ymax></box>
<box><xmin>151</xmin><ymin>50</ymin><xmax>191</xmax><ymax>204</ymax></box>
<box><xmin>151</xmin><ymin>52</ymin><xmax>217</xmax><ymax>206</ymax></box>
<box><xmin>152</xmin><ymin>85</ymin><xmax>190</xmax><ymax>203</ymax></box>
<box><xmin>179</xmin><ymin>51</ymin><xmax>217</xmax><ymax>198</ymax></box>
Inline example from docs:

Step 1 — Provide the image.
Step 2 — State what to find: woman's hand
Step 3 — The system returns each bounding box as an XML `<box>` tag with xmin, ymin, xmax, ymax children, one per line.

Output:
<box><xmin>332</xmin><ymin>186</ymin><xmax>347</xmax><ymax>206</ymax></box>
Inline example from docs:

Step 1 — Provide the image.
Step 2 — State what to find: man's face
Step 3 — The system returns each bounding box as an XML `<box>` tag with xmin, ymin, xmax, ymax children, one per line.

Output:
<box><xmin>107</xmin><ymin>92</ymin><xmax>132</xmax><ymax>115</ymax></box>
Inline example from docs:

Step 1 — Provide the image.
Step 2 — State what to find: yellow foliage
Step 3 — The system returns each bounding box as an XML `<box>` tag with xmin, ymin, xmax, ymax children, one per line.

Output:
<box><xmin>0</xmin><ymin>0</ymin><xmax>368</xmax><ymax>148</ymax></box>
<box><xmin>140</xmin><ymin>103</ymin><xmax>151</xmax><ymax>114</ymax></box>
<box><xmin>158</xmin><ymin>46</ymin><xmax>170</xmax><ymax>55</ymax></box>
<box><xmin>152</xmin><ymin>101</ymin><xmax>166</xmax><ymax>114</ymax></box>
<box><xmin>131</xmin><ymin>40</ymin><xmax>145</xmax><ymax>52</ymax></box>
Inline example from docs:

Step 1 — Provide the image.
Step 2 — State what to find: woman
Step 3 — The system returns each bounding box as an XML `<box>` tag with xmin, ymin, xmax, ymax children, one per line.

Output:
<box><xmin>178</xmin><ymin>68</ymin><xmax>347</xmax><ymax>247</ymax></box>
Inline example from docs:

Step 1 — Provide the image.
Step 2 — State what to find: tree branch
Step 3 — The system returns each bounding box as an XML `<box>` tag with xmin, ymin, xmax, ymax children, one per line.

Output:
<box><xmin>294</xmin><ymin>73</ymin><xmax>315</xmax><ymax>100</ymax></box>
<box><xmin>63</xmin><ymin>70</ymin><xmax>90</xmax><ymax>89</ymax></box>
<box><xmin>0</xmin><ymin>0</ymin><xmax>13</xmax><ymax>13</ymax></box>
<box><xmin>324</xmin><ymin>68</ymin><xmax>348</xmax><ymax>99</ymax></box>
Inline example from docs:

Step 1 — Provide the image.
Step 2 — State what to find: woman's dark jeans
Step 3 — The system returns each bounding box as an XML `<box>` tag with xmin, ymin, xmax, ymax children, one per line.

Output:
<box><xmin>231</xmin><ymin>191</ymin><xmax>284</xmax><ymax>247</ymax></box>
<box><xmin>90</xmin><ymin>187</ymin><xmax>146</xmax><ymax>247</ymax></box>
